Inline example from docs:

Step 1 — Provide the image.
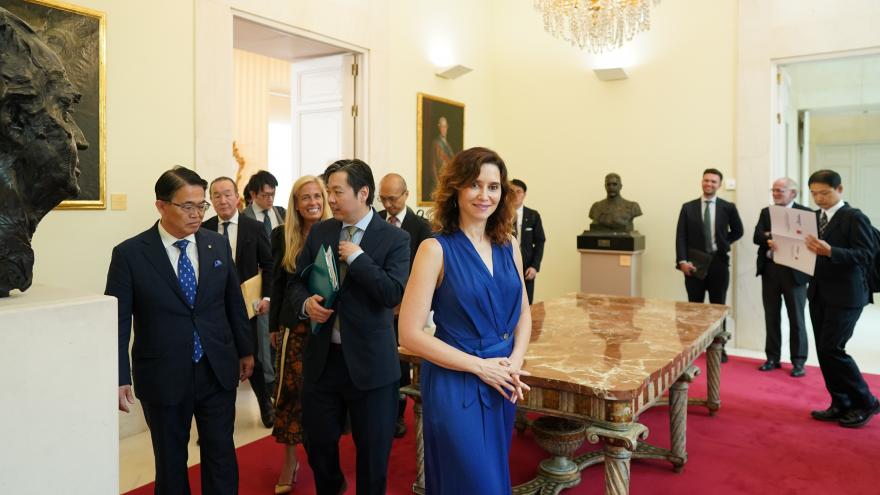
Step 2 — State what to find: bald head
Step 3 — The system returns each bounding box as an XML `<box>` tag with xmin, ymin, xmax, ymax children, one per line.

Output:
<box><xmin>379</xmin><ymin>173</ymin><xmax>409</xmax><ymax>216</ymax></box>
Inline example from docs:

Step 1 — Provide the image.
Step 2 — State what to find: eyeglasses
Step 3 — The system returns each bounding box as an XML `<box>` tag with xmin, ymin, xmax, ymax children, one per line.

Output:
<box><xmin>256</xmin><ymin>191</ymin><xmax>275</xmax><ymax>199</ymax></box>
<box><xmin>166</xmin><ymin>200</ymin><xmax>211</xmax><ymax>214</ymax></box>
<box><xmin>770</xmin><ymin>188</ymin><xmax>790</xmax><ymax>194</ymax></box>
<box><xmin>378</xmin><ymin>192</ymin><xmax>407</xmax><ymax>204</ymax></box>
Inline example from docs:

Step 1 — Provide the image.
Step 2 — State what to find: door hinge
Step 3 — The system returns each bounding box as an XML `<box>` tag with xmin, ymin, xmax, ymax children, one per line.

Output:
<box><xmin>351</xmin><ymin>104</ymin><xmax>359</xmax><ymax>118</ymax></box>
<box><xmin>777</xmin><ymin>72</ymin><xmax>782</xmax><ymax>85</ymax></box>
<box><xmin>776</xmin><ymin>113</ymin><xmax>781</xmax><ymax>124</ymax></box>
<box><xmin>351</xmin><ymin>63</ymin><xmax>359</xmax><ymax>77</ymax></box>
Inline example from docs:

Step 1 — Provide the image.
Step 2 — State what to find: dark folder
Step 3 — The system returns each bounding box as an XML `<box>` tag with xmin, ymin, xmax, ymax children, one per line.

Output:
<box><xmin>686</xmin><ymin>248</ymin><xmax>713</xmax><ymax>280</ymax></box>
<box><xmin>300</xmin><ymin>244</ymin><xmax>339</xmax><ymax>334</ymax></box>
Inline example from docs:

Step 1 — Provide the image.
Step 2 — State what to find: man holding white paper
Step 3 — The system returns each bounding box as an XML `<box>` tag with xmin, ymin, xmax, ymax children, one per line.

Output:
<box><xmin>754</xmin><ymin>178</ymin><xmax>812</xmax><ymax>377</ymax></box>
<box><xmin>803</xmin><ymin>170</ymin><xmax>878</xmax><ymax>428</ymax></box>
<box><xmin>204</xmin><ymin>176</ymin><xmax>276</xmax><ymax>427</ymax></box>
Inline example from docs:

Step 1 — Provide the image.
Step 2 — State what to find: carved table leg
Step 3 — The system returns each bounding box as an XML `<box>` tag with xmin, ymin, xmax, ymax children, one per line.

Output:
<box><xmin>706</xmin><ymin>331</ymin><xmax>730</xmax><ymax>416</ymax></box>
<box><xmin>412</xmin><ymin>397</ymin><xmax>425</xmax><ymax>494</ymax></box>
<box><xmin>668</xmin><ymin>365</ymin><xmax>699</xmax><ymax>473</ymax></box>
<box><xmin>587</xmin><ymin>423</ymin><xmax>648</xmax><ymax>495</ymax></box>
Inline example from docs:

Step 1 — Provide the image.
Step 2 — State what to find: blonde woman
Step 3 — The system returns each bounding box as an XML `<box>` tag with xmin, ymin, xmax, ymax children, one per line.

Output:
<box><xmin>268</xmin><ymin>175</ymin><xmax>331</xmax><ymax>494</ymax></box>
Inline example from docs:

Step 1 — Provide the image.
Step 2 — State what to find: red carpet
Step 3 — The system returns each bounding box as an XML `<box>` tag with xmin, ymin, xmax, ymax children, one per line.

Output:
<box><xmin>125</xmin><ymin>355</ymin><xmax>880</xmax><ymax>494</ymax></box>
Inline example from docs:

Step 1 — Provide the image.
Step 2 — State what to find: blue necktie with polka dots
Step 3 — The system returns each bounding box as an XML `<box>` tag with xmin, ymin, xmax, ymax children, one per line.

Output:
<box><xmin>173</xmin><ymin>239</ymin><xmax>204</xmax><ymax>362</ymax></box>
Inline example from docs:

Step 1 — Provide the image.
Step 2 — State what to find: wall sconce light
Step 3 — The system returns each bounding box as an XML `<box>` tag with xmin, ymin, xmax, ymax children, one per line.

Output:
<box><xmin>435</xmin><ymin>64</ymin><xmax>472</xmax><ymax>80</ymax></box>
<box><xmin>593</xmin><ymin>67</ymin><xmax>628</xmax><ymax>81</ymax></box>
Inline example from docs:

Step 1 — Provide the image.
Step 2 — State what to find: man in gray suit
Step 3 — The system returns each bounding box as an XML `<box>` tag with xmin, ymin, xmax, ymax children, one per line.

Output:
<box><xmin>242</xmin><ymin>170</ymin><xmax>286</xmax><ymax>394</ymax></box>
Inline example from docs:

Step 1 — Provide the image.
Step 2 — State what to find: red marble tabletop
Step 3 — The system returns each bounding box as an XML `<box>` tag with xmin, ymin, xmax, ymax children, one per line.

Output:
<box><xmin>522</xmin><ymin>293</ymin><xmax>728</xmax><ymax>400</ymax></box>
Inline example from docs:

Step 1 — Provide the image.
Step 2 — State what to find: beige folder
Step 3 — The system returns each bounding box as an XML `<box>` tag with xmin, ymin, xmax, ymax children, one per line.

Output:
<box><xmin>240</xmin><ymin>273</ymin><xmax>262</xmax><ymax>319</ymax></box>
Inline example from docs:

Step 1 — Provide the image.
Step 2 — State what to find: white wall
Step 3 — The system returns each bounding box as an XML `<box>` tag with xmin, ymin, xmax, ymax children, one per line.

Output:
<box><xmin>489</xmin><ymin>0</ymin><xmax>738</xmax><ymax>304</ymax></box>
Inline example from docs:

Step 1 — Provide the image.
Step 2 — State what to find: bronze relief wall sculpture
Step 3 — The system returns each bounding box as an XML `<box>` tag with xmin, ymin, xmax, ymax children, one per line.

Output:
<box><xmin>0</xmin><ymin>6</ymin><xmax>89</xmax><ymax>296</ymax></box>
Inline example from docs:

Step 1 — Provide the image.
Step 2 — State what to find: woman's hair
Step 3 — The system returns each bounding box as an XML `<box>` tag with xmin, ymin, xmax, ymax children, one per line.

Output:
<box><xmin>281</xmin><ymin>175</ymin><xmax>331</xmax><ymax>272</ymax></box>
<box><xmin>431</xmin><ymin>146</ymin><xmax>514</xmax><ymax>245</ymax></box>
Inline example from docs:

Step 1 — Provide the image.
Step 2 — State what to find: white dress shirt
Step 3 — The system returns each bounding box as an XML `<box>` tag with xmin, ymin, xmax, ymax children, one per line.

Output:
<box><xmin>331</xmin><ymin>208</ymin><xmax>373</xmax><ymax>344</ymax></box>
<box><xmin>157</xmin><ymin>221</ymin><xmax>199</xmax><ymax>282</ymax></box>
<box><xmin>217</xmin><ymin>210</ymin><xmax>239</xmax><ymax>259</ymax></box>
<box><xmin>821</xmin><ymin>199</ymin><xmax>845</xmax><ymax>223</ymax></box>
<box><xmin>388</xmin><ymin>207</ymin><xmax>406</xmax><ymax>228</ymax></box>
<box><xmin>254</xmin><ymin>205</ymin><xmax>280</xmax><ymax>230</ymax></box>
<box><xmin>515</xmin><ymin>206</ymin><xmax>524</xmax><ymax>238</ymax></box>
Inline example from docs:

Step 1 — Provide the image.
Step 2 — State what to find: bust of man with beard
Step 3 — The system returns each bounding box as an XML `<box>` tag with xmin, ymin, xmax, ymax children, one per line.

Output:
<box><xmin>0</xmin><ymin>7</ymin><xmax>88</xmax><ymax>296</ymax></box>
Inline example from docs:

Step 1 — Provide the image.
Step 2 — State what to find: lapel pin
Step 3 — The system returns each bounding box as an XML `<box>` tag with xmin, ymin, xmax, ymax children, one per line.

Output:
<box><xmin>208</xmin><ymin>244</ymin><xmax>212</xmax><ymax>249</ymax></box>
<box><xmin>214</xmin><ymin>260</ymin><xmax>222</xmax><ymax>268</ymax></box>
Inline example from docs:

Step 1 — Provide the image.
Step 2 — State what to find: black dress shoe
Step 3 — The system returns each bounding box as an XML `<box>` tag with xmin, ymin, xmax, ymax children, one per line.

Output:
<box><xmin>790</xmin><ymin>365</ymin><xmax>805</xmax><ymax>377</ymax></box>
<box><xmin>758</xmin><ymin>360</ymin><xmax>781</xmax><ymax>371</ymax></box>
<box><xmin>394</xmin><ymin>418</ymin><xmax>407</xmax><ymax>438</ymax></box>
<box><xmin>720</xmin><ymin>349</ymin><xmax>729</xmax><ymax>363</ymax></box>
<box><xmin>260</xmin><ymin>401</ymin><xmax>276</xmax><ymax>428</ymax></box>
<box><xmin>811</xmin><ymin>405</ymin><xmax>846</xmax><ymax>422</ymax></box>
<box><xmin>838</xmin><ymin>400</ymin><xmax>880</xmax><ymax>428</ymax></box>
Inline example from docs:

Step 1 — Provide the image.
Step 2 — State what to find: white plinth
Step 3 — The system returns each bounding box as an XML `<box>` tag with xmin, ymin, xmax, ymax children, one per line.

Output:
<box><xmin>0</xmin><ymin>285</ymin><xmax>118</xmax><ymax>495</ymax></box>
<box><xmin>579</xmin><ymin>249</ymin><xmax>644</xmax><ymax>297</ymax></box>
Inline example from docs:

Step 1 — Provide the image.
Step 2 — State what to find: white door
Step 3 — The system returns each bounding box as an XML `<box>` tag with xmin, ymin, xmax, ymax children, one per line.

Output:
<box><xmin>812</xmin><ymin>143</ymin><xmax>880</xmax><ymax>219</ymax></box>
<box><xmin>290</xmin><ymin>54</ymin><xmax>356</xmax><ymax>182</ymax></box>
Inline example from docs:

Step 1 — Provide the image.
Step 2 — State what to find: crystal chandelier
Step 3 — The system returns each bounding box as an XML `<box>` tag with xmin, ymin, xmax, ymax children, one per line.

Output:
<box><xmin>533</xmin><ymin>0</ymin><xmax>660</xmax><ymax>53</ymax></box>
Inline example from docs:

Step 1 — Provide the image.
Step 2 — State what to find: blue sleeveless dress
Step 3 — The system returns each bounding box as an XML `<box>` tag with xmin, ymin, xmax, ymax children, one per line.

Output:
<box><xmin>422</xmin><ymin>230</ymin><xmax>523</xmax><ymax>494</ymax></box>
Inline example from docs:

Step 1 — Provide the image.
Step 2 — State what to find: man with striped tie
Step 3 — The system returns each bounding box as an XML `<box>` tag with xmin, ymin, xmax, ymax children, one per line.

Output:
<box><xmin>107</xmin><ymin>166</ymin><xmax>254</xmax><ymax>493</ymax></box>
<box><xmin>804</xmin><ymin>169</ymin><xmax>879</xmax><ymax>428</ymax></box>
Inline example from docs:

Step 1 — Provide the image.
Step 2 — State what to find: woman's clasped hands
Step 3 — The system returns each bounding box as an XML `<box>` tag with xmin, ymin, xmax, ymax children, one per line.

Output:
<box><xmin>474</xmin><ymin>356</ymin><xmax>531</xmax><ymax>403</ymax></box>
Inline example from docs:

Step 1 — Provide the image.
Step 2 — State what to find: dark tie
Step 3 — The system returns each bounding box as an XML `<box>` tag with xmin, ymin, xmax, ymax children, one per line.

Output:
<box><xmin>173</xmin><ymin>239</ymin><xmax>204</xmax><ymax>362</ymax></box>
<box><xmin>819</xmin><ymin>211</ymin><xmax>829</xmax><ymax>238</ymax></box>
<box><xmin>339</xmin><ymin>225</ymin><xmax>358</xmax><ymax>284</ymax></box>
<box><xmin>703</xmin><ymin>200</ymin><xmax>713</xmax><ymax>253</ymax></box>
<box><xmin>388</xmin><ymin>215</ymin><xmax>399</xmax><ymax>228</ymax></box>
<box><xmin>262</xmin><ymin>210</ymin><xmax>272</xmax><ymax>237</ymax></box>
<box><xmin>222</xmin><ymin>221</ymin><xmax>230</xmax><ymax>239</ymax></box>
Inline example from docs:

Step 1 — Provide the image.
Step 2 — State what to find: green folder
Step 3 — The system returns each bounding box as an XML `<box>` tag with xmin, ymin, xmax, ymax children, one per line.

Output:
<box><xmin>300</xmin><ymin>244</ymin><xmax>340</xmax><ymax>334</ymax></box>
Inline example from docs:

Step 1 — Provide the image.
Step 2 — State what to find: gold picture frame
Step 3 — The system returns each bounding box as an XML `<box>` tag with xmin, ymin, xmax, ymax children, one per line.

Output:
<box><xmin>0</xmin><ymin>0</ymin><xmax>107</xmax><ymax>209</ymax></box>
<box><xmin>416</xmin><ymin>93</ymin><xmax>464</xmax><ymax>206</ymax></box>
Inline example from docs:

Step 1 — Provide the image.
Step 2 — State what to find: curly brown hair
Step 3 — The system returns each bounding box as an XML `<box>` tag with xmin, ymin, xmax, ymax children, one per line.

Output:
<box><xmin>431</xmin><ymin>147</ymin><xmax>514</xmax><ymax>245</ymax></box>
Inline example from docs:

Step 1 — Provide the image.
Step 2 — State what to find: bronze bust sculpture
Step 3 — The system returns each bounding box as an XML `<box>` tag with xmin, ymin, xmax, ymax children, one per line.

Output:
<box><xmin>588</xmin><ymin>173</ymin><xmax>642</xmax><ymax>233</ymax></box>
<box><xmin>0</xmin><ymin>7</ymin><xmax>88</xmax><ymax>297</ymax></box>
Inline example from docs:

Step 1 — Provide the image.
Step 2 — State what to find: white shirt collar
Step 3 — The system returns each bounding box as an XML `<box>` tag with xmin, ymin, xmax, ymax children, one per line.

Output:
<box><xmin>822</xmin><ymin>199</ymin><xmax>845</xmax><ymax>217</ymax></box>
<box><xmin>157</xmin><ymin>221</ymin><xmax>196</xmax><ymax>248</ymax></box>
<box><xmin>392</xmin><ymin>207</ymin><xmax>407</xmax><ymax>225</ymax></box>
<box><xmin>702</xmin><ymin>195</ymin><xmax>716</xmax><ymax>203</ymax></box>
<box><xmin>217</xmin><ymin>210</ymin><xmax>239</xmax><ymax>225</ymax></box>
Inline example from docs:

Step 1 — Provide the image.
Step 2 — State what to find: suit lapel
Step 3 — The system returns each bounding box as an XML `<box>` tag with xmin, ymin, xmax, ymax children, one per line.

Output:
<box><xmin>714</xmin><ymin>199</ymin><xmax>726</xmax><ymax>239</ymax></box>
<box><xmin>194</xmin><ymin>229</ymin><xmax>216</xmax><ymax>308</ymax></box>
<box><xmin>141</xmin><ymin>224</ymin><xmax>190</xmax><ymax>308</ymax></box>
<box><xmin>358</xmin><ymin>213</ymin><xmax>381</xmax><ymax>260</ymax></box>
<box><xmin>823</xmin><ymin>204</ymin><xmax>849</xmax><ymax>239</ymax></box>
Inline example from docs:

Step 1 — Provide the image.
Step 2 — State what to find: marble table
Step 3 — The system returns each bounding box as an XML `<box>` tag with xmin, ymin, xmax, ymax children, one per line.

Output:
<box><xmin>400</xmin><ymin>293</ymin><xmax>729</xmax><ymax>495</ymax></box>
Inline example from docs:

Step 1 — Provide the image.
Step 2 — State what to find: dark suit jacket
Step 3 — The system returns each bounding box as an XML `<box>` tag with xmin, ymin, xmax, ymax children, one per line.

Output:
<box><xmin>753</xmin><ymin>203</ymin><xmax>812</xmax><ymax>285</ymax></box>
<box><xmin>807</xmin><ymin>204</ymin><xmax>875</xmax><ymax>308</ymax></box>
<box><xmin>287</xmin><ymin>212</ymin><xmax>410</xmax><ymax>390</ymax></box>
<box><xmin>519</xmin><ymin>206</ymin><xmax>546</xmax><ymax>271</ymax></box>
<box><xmin>203</xmin><ymin>214</ymin><xmax>273</xmax><ymax>298</ymax></box>
<box><xmin>106</xmin><ymin>224</ymin><xmax>252</xmax><ymax>405</ymax></box>
<box><xmin>675</xmin><ymin>197</ymin><xmax>744</xmax><ymax>265</ymax></box>
<box><xmin>243</xmin><ymin>204</ymin><xmax>286</xmax><ymax>229</ymax></box>
<box><xmin>378</xmin><ymin>207</ymin><xmax>432</xmax><ymax>266</ymax></box>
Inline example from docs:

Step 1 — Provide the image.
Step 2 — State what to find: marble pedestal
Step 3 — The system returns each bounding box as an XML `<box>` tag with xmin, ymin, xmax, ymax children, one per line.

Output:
<box><xmin>0</xmin><ymin>285</ymin><xmax>118</xmax><ymax>494</ymax></box>
<box><xmin>579</xmin><ymin>249</ymin><xmax>644</xmax><ymax>297</ymax></box>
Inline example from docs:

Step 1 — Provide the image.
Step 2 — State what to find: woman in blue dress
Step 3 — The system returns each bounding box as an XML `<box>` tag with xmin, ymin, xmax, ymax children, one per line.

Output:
<box><xmin>399</xmin><ymin>146</ymin><xmax>532</xmax><ymax>494</ymax></box>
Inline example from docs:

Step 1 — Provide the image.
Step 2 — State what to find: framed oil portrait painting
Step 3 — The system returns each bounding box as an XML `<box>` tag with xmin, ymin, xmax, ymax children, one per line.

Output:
<box><xmin>0</xmin><ymin>0</ymin><xmax>106</xmax><ymax>209</ymax></box>
<box><xmin>417</xmin><ymin>93</ymin><xmax>464</xmax><ymax>206</ymax></box>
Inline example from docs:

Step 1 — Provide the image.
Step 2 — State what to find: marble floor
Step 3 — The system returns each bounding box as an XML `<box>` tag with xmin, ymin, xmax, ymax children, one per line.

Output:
<box><xmin>119</xmin><ymin>382</ymin><xmax>272</xmax><ymax>493</ymax></box>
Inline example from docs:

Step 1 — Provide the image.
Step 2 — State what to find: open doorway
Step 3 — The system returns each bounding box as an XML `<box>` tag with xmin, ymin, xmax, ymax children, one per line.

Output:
<box><xmin>232</xmin><ymin>16</ymin><xmax>362</xmax><ymax>198</ymax></box>
<box><xmin>775</xmin><ymin>52</ymin><xmax>880</xmax><ymax>372</ymax></box>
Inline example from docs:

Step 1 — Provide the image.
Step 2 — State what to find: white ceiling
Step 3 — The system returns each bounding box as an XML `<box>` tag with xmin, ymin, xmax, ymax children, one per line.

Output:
<box><xmin>232</xmin><ymin>17</ymin><xmax>348</xmax><ymax>62</ymax></box>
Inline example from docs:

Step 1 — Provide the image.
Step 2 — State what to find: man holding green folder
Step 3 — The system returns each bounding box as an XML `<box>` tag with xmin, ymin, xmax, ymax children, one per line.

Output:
<box><xmin>288</xmin><ymin>159</ymin><xmax>410</xmax><ymax>495</ymax></box>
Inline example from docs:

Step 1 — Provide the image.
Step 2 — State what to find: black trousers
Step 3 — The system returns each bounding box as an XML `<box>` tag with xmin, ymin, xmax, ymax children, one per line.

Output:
<box><xmin>761</xmin><ymin>262</ymin><xmax>808</xmax><ymax>365</ymax></box>
<box><xmin>525</xmin><ymin>279</ymin><xmax>535</xmax><ymax>305</ymax></box>
<box><xmin>302</xmin><ymin>345</ymin><xmax>398</xmax><ymax>495</ymax></box>
<box><xmin>142</xmin><ymin>357</ymin><xmax>238</xmax><ymax>495</ymax></box>
<box><xmin>247</xmin><ymin>318</ymin><xmax>270</xmax><ymax>407</ymax></box>
<box><xmin>684</xmin><ymin>253</ymin><xmax>730</xmax><ymax>304</ymax></box>
<box><xmin>809</xmin><ymin>299</ymin><xmax>876</xmax><ymax>410</ymax></box>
